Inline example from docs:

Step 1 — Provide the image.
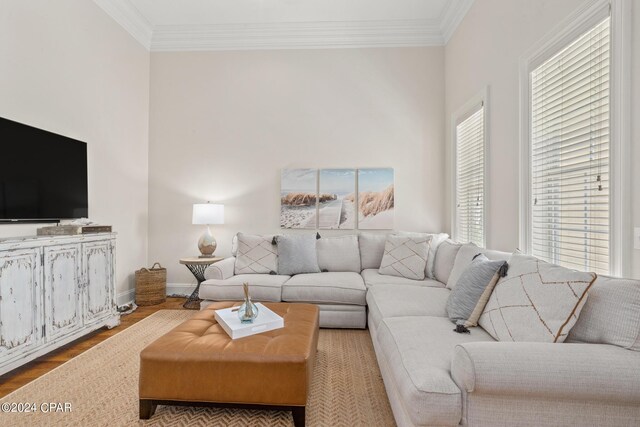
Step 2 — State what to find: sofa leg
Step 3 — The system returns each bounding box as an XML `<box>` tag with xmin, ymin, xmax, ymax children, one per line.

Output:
<box><xmin>292</xmin><ymin>406</ymin><xmax>305</xmax><ymax>427</ymax></box>
<box><xmin>139</xmin><ymin>399</ymin><xmax>157</xmax><ymax>419</ymax></box>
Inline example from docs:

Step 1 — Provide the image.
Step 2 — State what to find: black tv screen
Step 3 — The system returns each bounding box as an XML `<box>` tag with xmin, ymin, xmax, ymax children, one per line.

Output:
<box><xmin>0</xmin><ymin>117</ymin><xmax>88</xmax><ymax>222</ymax></box>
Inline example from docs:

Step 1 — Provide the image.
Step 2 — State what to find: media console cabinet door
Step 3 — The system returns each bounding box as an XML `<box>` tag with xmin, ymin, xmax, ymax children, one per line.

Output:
<box><xmin>44</xmin><ymin>244</ymin><xmax>82</xmax><ymax>341</ymax></box>
<box><xmin>0</xmin><ymin>248</ymin><xmax>43</xmax><ymax>362</ymax></box>
<box><xmin>82</xmin><ymin>241</ymin><xmax>113</xmax><ymax>325</ymax></box>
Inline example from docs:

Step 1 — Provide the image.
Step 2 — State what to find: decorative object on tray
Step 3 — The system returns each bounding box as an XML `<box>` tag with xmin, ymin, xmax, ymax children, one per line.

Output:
<box><xmin>192</xmin><ymin>202</ymin><xmax>224</xmax><ymax>257</ymax></box>
<box><xmin>214</xmin><ymin>303</ymin><xmax>285</xmax><ymax>339</ymax></box>
<box><xmin>238</xmin><ymin>282</ymin><xmax>259</xmax><ymax>323</ymax></box>
<box><xmin>135</xmin><ymin>262</ymin><xmax>167</xmax><ymax>306</ymax></box>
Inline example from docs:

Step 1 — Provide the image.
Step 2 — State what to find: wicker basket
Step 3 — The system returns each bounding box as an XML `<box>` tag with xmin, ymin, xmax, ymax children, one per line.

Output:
<box><xmin>135</xmin><ymin>262</ymin><xmax>166</xmax><ymax>306</ymax></box>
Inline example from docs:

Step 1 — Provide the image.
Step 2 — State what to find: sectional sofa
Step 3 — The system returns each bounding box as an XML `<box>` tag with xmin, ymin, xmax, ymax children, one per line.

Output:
<box><xmin>201</xmin><ymin>233</ymin><xmax>640</xmax><ymax>427</ymax></box>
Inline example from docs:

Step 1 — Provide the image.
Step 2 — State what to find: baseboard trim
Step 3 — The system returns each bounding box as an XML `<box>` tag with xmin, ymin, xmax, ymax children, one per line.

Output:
<box><xmin>166</xmin><ymin>282</ymin><xmax>197</xmax><ymax>297</ymax></box>
<box><xmin>117</xmin><ymin>283</ymin><xmax>196</xmax><ymax>306</ymax></box>
<box><xmin>116</xmin><ymin>288</ymin><xmax>136</xmax><ymax>307</ymax></box>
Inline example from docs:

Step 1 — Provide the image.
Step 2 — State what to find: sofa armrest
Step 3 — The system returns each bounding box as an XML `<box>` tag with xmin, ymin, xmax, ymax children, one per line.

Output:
<box><xmin>204</xmin><ymin>257</ymin><xmax>236</xmax><ymax>281</ymax></box>
<box><xmin>452</xmin><ymin>342</ymin><xmax>640</xmax><ymax>403</ymax></box>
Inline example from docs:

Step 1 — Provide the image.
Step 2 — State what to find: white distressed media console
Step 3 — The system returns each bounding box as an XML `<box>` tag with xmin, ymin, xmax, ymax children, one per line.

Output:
<box><xmin>0</xmin><ymin>233</ymin><xmax>119</xmax><ymax>376</ymax></box>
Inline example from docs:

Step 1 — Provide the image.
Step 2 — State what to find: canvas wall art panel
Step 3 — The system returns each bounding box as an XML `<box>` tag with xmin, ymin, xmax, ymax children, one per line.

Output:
<box><xmin>357</xmin><ymin>168</ymin><xmax>394</xmax><ymax>229</ymax></box>
<box><xmin>318</xmin><ymin>169</ymin><xmax>356</xmax><ymax>229</ymax></box>
<box><xmin>280</xmin><ymin>169</ymin><xmax>318</xmax><ymax>229</ymax></box>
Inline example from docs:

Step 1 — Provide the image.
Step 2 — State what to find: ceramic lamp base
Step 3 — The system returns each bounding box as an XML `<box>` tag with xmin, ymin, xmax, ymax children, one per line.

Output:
<box><xmin>198</xmin><ymin>226</ymin><xmax>217</xmax><ymax>257</ymax></box>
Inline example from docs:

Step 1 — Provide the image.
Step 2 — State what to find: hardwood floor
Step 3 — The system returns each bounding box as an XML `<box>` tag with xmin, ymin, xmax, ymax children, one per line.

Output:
<box><xmin>0</xmin><ymin>297</ymin><xmax>189</xmax><ymax>398</ymax></box>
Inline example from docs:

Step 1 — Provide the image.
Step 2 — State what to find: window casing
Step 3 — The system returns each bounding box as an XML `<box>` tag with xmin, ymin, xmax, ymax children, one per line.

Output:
<box><xmin>454</xmin><ymin>103</ymin><xmax>485</xmax><ymax>247</ymax></box>
<box><xmin>527</xmin><ymin>16</ymin><xmax>612</xmax><ymax>274</ymax></box>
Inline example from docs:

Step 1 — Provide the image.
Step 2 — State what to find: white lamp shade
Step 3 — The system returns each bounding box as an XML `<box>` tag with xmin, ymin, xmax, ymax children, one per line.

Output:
<box><xmin>192</xmin><ymin>203</ymin><xmax>224</xmax><ymax>225</ymax></box>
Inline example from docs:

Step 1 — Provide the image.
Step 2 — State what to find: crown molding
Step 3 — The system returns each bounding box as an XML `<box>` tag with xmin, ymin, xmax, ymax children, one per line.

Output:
<box><xmin>150</xmin><ymin>20</ymin><xmax>443</xmax><ymax>52</ymax></box>
<box><xmin>93</xmin><ymin>0</ymin><xmax>153</xmax><ymax>49</ymax></box>
<box><xmin>440</xmin><ymin>0</ymin><xmax>475</xmax><ymax>43</ymax></box>
<box><xmin>94</xmin><ymin>0</ymin><xmax>474</xmax><ymax>52</ymax></box>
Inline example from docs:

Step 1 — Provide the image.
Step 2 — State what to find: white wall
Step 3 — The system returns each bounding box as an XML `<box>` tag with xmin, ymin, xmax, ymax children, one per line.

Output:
<box><xmin>445</xmin><ymin>0</ymin><xmax>640</xmax><ymax>278</ymax></box>
<box><xmin>632</xmin><ymin>1</ymin><xmax>640</xmax><ymax>279</ymax></box>
<box><xmin>149</xmin><ymin>48</ymin><xmax>446</xmax><ymax>286</ymax></box>
<box><xmin>0</xmin><ymin>0</ymin><xmax>150</xmax><ymax>303</ymax></box>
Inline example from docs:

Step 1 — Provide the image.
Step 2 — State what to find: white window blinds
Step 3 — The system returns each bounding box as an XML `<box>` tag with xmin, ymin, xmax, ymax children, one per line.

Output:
<box><xmin>455</xmin><ymin>105</ymin><xmax>485</xmax><ymax>246</ymax></box>
<box><xmin>530</xmin><ymin>17</ymin><xmax>610</xmax><ymax>274</ymax></box>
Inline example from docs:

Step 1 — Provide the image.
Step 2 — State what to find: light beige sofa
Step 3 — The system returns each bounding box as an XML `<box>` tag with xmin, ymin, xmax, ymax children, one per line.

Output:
<box><xmin>200</xmin><ymin>234</ymin><xmax>372</xmax><ymax>328</ymax></box>
<box><xmin>201</xmin><ymin>233</ymin><xmax>640</xmax><ymax>426</ymax></box>
<box><xmin>367</xmin><ymin>240</ymin><xmax>640</xmax><ymax>427</ymax></box>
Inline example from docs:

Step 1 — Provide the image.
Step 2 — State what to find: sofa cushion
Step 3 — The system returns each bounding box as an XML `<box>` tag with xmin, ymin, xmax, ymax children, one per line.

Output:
<box><xmin>282</xmin><ymin>272</ymin><xmax>366</xmax><ymax>305</ymax></box>
<box><xmin>433</xmin><ymin>240</ymin><xmax>462</xmax><ymax>285</ymax></box>
<box><xmin>478</xmin><ymin>253</ymin><xmax>596</xmax><ymax>343</ymax></box>
<box><xmin>358</xmin><ymin>233</ymin><xmax>388</xmax><ymax>269</ymax></box>
<box><xmin>567</xmin><ymin>275</ymin><xmax>640</xmax><ymax>351</ymax></box>
<box><xmin>379</xmin><ymin>235</ymin><xmax>431</xmax><ymax>280</ymax></box>
<box><xmin>317</xmin><ymin>235</ymin><xmax>361</xmax><ymax>273</ymax></box>
<box><xmin>376</xmin><ymin>316</ymin><xmax>495</xmax><ymax>426</ymax></box>
<box><xmin>446</xmin><ymin>243</ymin><xmax>482</xmax><ymax>290</ymax></box>
<box><xmin>367</xmin><ymin>284</ymin><xmax>451</xmax><ymax>330</ymax></box>
<box><xmin>446</xmin><ymin>254</ymin><xmax>507</xmax><ymax>327</ymax></box>
<box><xmin>361</xmin><ymin>269</ymin><xmax>445</xmax><ymax>288</ymax></box>
<box><xmin>483</xmin><ymin>249</ymin><xmax>511</xmax><ymax>262</ymax></box>
<box><xmin>276</xmin><ymin>234</ymin><xmax>321</xmax><ymax>275</ymax></box>
<box><xmin>200</xmin><ymin>274</ymin><xmax>289</xmax><ymax>302</ymax></box>
<box><xmin>234</xmin><ymin>233</ymin><xmax>279</xmax><ymax>274</ymax></box>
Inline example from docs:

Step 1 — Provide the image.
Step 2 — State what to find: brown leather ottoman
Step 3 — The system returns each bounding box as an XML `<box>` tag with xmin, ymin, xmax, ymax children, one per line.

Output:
<box><xmin>139</xmin><ymin>302</ymin><xmax>319</xmax><ymax>426</ymax></box>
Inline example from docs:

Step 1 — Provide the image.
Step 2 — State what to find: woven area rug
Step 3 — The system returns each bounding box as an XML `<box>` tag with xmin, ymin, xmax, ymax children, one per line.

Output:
<box><xmin>1</xmin><ymin>310</ymin><xmax>395</xmax><ymax>426</ymax></box>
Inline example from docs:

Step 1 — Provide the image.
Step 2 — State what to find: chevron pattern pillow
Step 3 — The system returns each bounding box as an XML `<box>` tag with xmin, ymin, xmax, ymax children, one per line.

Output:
<box><xmin>378</xmin><ymin>235</ymin><xmax>431</xmax><ymax>280</ymax></box>
<box><xmin>478</xmin><ymin>253</ymin><xmax>596</xmax><ymax>343</ymax></box>
<box><xmin>234</xmin><ymin>233</ymin><xmax>278</xmax><ymax>274</ymax></box>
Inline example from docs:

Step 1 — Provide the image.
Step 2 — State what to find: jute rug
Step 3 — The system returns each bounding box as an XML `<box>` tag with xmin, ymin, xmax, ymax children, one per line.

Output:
<box><xmin>1</xmin><ymin>310</ymin><xmax>395</xmax><ymax>426</ymax></box>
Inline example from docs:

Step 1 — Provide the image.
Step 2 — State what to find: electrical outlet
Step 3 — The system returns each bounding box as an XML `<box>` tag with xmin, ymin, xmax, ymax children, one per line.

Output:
<box><xmin>635</xmin><ymin>228</ymin><xmax>640</xmax><ymax>250</ymax></box>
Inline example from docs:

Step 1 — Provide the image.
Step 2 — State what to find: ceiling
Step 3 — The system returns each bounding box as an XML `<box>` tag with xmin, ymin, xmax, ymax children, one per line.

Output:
<box><xmin>93</xmin><ymin>0</ymin><xmax>474</xmax><ymax>51</ymax></box>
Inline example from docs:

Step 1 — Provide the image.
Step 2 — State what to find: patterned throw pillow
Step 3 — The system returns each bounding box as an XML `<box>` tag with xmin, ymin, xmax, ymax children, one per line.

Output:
<box><xmin>478</xmin><ymin>253</ymin><xmax>596</xmax><ymax>343</ymax></box>
<box><xmin>378</xmin><ymin>235</ymin><xmax>431</xmax><ymax>280</ymax></box>
<box><xmin>234</xmin><ymin>233</ymin><xmax>278</xmax><ymax>274</ymax></box>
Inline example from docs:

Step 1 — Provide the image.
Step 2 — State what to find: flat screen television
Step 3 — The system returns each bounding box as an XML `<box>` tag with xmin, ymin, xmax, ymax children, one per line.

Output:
<box><xmin>0</xmin><ymin>117</ymin><xmax>88</xmax><ymax>223</ymax></box>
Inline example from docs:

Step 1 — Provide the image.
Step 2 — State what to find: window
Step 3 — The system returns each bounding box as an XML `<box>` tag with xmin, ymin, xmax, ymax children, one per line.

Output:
<box><xmin>528</xmin><ymin>16</ymin><xmax>611</xmax><ymax>274</ymax></box>
<box><xmin>454</xmin><ymin>102</ymin><xmax>485</xmax><ymax>246</ymax></box>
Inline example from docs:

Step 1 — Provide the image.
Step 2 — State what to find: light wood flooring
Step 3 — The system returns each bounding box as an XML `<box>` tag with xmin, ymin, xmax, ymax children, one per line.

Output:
<box><xmin>0</xmin><ymin>297</ymin><xmax>188</xmax><ymax>398</ymax></box>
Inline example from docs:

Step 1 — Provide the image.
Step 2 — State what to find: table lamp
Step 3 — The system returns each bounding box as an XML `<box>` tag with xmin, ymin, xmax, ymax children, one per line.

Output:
<box><xmin>192</xmin><ymin>203</ymin><xmax>224</xmax><ymax>257</ymax></box>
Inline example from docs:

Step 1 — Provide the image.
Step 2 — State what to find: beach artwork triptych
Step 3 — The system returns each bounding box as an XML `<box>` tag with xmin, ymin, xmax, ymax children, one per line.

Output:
<box><xmin>280</xmin><ymin>168</ymin><xmax>394</xmax><ymax>230</ymax></box>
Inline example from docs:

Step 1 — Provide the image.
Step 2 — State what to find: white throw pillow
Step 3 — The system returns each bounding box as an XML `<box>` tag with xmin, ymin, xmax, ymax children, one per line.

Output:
<box><xmin>566</xmin><ymin>276</ymin><xmax>640</xmax><ymax>351</ymax></box>
<box><xmin>317</xmin><ymin>235</ymin><xmax>361</xmax><ymax>273</ymax></box>
<box><xmin>398</xmin><ymin>231</ymin><xmax>449</xmax><ymax>279</ymax></box>
<box><xmin>234</xmin><ymin>233</ymin><xmax>278</xmax><ymax>274</ymax></box>
<box><xmin>478</xmin><ymin>253</ymin><xmax>596</xmax><ymax>343</ymax></box>
<box><xmin>378</xmin><ymin>235</ymin><xmax>431</xmax><ymax>280</ymax></box>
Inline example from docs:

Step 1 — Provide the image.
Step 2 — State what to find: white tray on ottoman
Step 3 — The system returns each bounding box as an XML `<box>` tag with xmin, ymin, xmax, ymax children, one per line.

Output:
<box><xmin>214</xmin><ymin>303</ymin><xmax>284</xmax><ymax>339</ymax></box>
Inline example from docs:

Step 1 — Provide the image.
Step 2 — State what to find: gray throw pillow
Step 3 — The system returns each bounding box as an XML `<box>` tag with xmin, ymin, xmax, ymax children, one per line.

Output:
<box><xmin>276</xmin><ymin>234</ymin><xmax>321</xmax><ymax>275</ymax></box>
<box><xmin>446</xmin><ymin>254</ymin><xmax>507</xmax><ymax>327</ymax></box>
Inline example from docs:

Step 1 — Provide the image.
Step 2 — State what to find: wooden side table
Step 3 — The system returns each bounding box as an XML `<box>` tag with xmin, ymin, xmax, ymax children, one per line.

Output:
<box><xmin>179</xmin><ymin>257</ymin><xmax>224</xmax><ymax>309</ymax></box>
